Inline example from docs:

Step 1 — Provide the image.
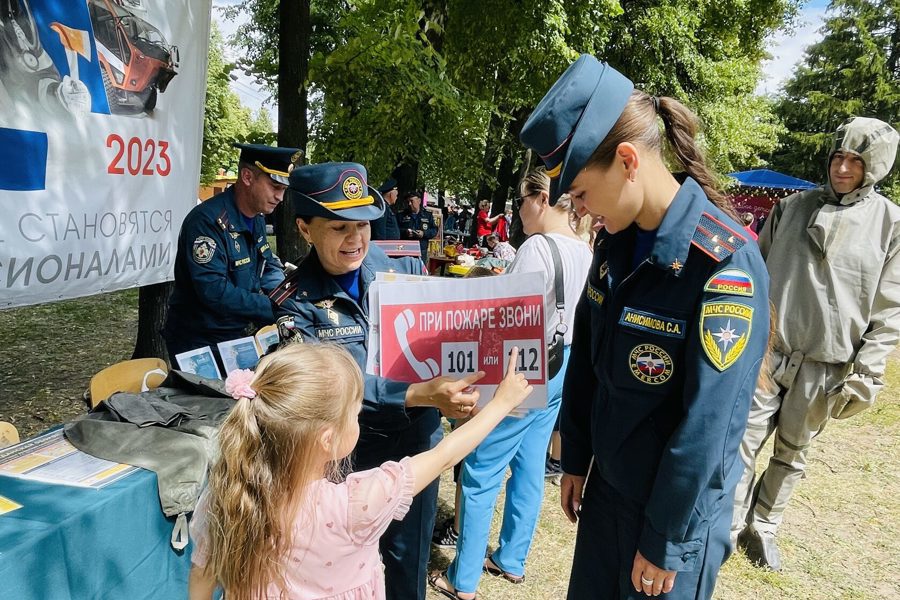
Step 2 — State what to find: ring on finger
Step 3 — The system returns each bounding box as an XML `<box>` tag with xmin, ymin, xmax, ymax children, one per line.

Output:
<box><xmin>640</xmin><ymin>575</ymin><xmax>654</xmax><ymax>586</ymax></box>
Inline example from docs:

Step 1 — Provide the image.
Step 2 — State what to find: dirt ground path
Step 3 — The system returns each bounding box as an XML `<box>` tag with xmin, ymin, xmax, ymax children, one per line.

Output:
<box><xmin>1</xmin><ymin>291</ymin><xmax>897</xmax><ymax>599</ymax></box>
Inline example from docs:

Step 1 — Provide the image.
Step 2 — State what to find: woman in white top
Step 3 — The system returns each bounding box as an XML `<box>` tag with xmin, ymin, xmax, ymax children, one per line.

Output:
<box><xmin>431</xmin><ymin>169</ymin><xmax>592</xmax><ymax>599</ymax></box>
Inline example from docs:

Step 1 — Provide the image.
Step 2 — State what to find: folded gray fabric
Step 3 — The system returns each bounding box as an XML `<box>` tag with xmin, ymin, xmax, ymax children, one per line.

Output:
<box><xmin>105</xmin><ymin>393</ymin><xmax>194</xmax><ymax>428</ymax></box>
<box><xmin>64</xmin><ymin>370</ymin><xmax>235</xmax><ymax>550</ymax></box>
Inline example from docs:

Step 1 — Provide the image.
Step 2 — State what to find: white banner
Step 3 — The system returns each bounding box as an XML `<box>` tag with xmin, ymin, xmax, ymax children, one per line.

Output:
<box><xmin>0</xmin><ymin>0</ymin><xmax>212</xmax><ymax>308</ymax></box>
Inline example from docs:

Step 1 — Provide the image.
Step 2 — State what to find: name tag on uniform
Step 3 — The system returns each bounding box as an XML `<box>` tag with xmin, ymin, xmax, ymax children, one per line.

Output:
<box><xmin>315</xmin><ymin>325</ymin><xmax>365</xmax><ymax>340</ymax></box>
<box><xmin>619</xmin><ymin>307</ymin><xmax>686</xmax><ymax>339</ymax></box>
<box><xmin>587</xmin><ymin>283</ymin><xmax>605</xmax><ymax>307</ymax></box>
<box><xmin>234</xmin><ymin>257</ymin><xmax>251</xmax><ymax>267</ymax></box>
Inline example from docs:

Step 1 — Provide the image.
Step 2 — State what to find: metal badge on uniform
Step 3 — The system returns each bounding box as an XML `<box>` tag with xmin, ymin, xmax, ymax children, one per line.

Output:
<box><xmin>342</xmin><ymin>176</ymin><xmax>364</xmax><ymax>200</ymax></box>
<box><xmin>234</xmin><ymin>239</ymin><xmax>241</xmax><ymax>252</ymax></box>
<box><xmin>315</xmin><ymin>299</ymin><xmax>340</xmax><ymax>325</ymax></box>
<box><xmin>598</xmin><ymin>261</ymin><xmax>608</xmax><ymax>279</ymax></box>
<box><xmin>704</xmin><ymin>268</ymin><xmax>754</xmax><ymax>297</ymax></box>
<box><xmin>192</xmin><ymin>236</ymin><xmax>217</xmax><ymax>264</ymax></box>
<box><xmin>629</xmin><ymin>344</ymin><xmax>674</xmax><ymax>385</ymax></box>
<box><xmin>699</xmin><ymin>301</ymin><xmax>753</xmax><ymax>371</ymax></box>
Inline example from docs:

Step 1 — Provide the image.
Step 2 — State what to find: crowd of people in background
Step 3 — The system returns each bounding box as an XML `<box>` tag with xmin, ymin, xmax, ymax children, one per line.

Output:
<box><xmin>164</xmin><ymin>54</ymin><xmax>899</xmax><ymax>600</ymax></box>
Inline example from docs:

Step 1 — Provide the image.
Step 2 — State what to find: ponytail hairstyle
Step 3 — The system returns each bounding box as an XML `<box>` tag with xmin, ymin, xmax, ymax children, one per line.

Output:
<box><xmin>585</xmin><ymin>91</ymin><xmax>737</xmax><ymax>219</ymax></box>
<box><xmin>519</xmin><ymin>169</ymin><xmax>592</xmax><ymax>236</ymax></box>
<box><xmin>205</xmin><ymin>344</ymin><xmax>364</xmax><ymax>600</ymax></box>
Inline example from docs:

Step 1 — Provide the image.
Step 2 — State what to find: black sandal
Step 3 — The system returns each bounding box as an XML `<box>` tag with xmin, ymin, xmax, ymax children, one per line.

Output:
<box><xmin>428</xmin><ymin>571</ymin><xmax>479</xmax><ymax>600</ymax></box>
<box><xmin>483</xmin><ymin>556</ymin><xmax>526</xmax><ymax>584</ymax></box>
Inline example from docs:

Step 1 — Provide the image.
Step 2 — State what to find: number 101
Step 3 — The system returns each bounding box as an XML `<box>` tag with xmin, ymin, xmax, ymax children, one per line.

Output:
<box><xmin>441</xmin><ymin>342</ymin><xmax>479</xmax><ymax>376</ymax></box>
<box><xmin>446</xmin><ymin>350</ymin><xmax>474</xmax><ymax>374</ymax></box>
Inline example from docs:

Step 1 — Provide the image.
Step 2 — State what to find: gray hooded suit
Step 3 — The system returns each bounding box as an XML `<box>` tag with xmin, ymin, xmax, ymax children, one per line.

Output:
<box><xmin>733</xmin><ymin>117</ymin><xmax>900</xmax><ymax>536</ymax></box>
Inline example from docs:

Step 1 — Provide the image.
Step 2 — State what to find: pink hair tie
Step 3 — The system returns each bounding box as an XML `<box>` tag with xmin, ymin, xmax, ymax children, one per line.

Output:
<box><xmin>225</xmin><ymin>369</ymin><xmax>257</xmax><ymax>400</ymax></box>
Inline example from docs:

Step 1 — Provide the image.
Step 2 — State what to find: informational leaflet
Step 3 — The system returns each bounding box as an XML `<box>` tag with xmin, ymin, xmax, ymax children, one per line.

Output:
<box><xmin>369</xmin><ymin>272</ymin><xmax>548</xmax><ymax>410</ymax></box>
<box><xmin>0</xmin><ymin>429</ymin><xmax>137</xmax><ymax>489</ymax></box>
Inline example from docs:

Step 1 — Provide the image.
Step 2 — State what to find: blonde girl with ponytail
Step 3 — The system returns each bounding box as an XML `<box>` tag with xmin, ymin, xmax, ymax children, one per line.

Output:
<box><xmin>187</xmin><ymin>343</ymin><xmax>532</xmax><ymax>600</ymax></box>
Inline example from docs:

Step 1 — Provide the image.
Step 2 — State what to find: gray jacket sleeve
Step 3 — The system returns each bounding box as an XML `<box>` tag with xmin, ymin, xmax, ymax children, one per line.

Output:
<box><xmin>852</xmin><ymin>229</ymin><xmax>900</xmax><ymax>381</ymax></box>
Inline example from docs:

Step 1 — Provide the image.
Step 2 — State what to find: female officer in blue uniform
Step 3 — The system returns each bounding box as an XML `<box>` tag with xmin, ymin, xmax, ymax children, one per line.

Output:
<box><xmin>268</xmin><ymin>162</ymin><xmax>483</xmax><ymax>600</ymax></box>
<box><xmin>519</xmin><ymin>55</ymin><xmax>770</xmax><ymax>599</ymax></box>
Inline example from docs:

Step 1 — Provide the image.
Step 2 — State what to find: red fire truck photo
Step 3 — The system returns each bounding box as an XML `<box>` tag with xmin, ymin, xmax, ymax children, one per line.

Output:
<box><xmin>88</xmin><ymin>0</ymin><xmax>178</xmax><ymax>114</ymax></box>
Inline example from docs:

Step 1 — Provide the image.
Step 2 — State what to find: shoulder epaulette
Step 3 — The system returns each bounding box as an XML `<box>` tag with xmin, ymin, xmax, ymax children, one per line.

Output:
<box><xmin>215</xmin><ymin>209</ymin><xmax>230</xmax><ymax>232</ymax></box>
<box><xmin>691</xmin><ymin>213</ymin><xmax>746</xmax><ymax>262</ymax></box>
<box><xmin>269</xmin><ymin>268</ymin><xmax>303</xmax><ymax>306</ymax></box>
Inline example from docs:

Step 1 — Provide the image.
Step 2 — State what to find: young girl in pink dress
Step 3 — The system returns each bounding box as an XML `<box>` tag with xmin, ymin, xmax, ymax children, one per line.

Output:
<box><xmin>188</xmin><ymin>343</ymin><xmax>532</xmax><ymax>600</ymax></box>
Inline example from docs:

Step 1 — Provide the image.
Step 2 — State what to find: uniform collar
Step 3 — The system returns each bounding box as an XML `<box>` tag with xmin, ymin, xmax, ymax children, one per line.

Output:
<box><xmin>290</xmin><ymin>244</ymin><xmax>391</xmax><ymax>304</ymax></box>
<box><xmin>647</xmin><ymin>177</ymin><xmax>707</xmax><ymax>276</ymax></box>
<box><xmin>222</xmin><ymin>187</ymin><xmax>260</xmax><ymax>234</ymax></box>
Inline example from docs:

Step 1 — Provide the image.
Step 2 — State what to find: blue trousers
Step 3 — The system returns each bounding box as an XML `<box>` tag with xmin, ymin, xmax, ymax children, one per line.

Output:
<box><xmin>354</xmin><ymin>410</ymin><xmax>441</xmax><ymax>600</ymax></box>
<box><xmin>567</xmin><ymin>470</ymin><xmax>732</xmax><ymax>600</ymax></box>
<box><xmin>447</xmin><ymin>349</ymin><xmax>569</xmax><ymax>593</ymax></box>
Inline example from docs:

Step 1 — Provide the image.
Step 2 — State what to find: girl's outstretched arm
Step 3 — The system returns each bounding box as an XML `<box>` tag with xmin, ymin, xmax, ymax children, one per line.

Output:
<box><xmin>407</xmin><ymin>347</ymin><xmax>533</xmax><ymax>495</ymax></box>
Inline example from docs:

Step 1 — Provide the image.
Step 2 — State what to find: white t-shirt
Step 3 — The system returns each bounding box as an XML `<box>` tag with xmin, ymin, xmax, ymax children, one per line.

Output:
<box><xmin>506</xmin><ymin>233</ymin><xmax>592</xmax><ymax>345</ymax></box>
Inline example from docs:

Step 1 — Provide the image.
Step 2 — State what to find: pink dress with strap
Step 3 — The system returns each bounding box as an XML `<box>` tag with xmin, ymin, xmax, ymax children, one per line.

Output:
<box><xmin>191</xmin><ymin>458</ymin><xmax>414</xmax><ymax>599</ymax></box>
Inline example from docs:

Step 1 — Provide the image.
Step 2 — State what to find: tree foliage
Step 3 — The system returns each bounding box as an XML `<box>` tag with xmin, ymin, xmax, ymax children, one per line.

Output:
<box><xmin>771</xmin><ymin>0</ymin><xmax>900</xmax><ymax>197</ymax></box>
<box><xmin>226</xmin><ymin>1</ymin><xmax>800</xmax><ymax>197</ymax></box>
<box><xmin>201</xmin><ymin>22</ymin><xmax>274</xmax><ymax>185</ymax></box>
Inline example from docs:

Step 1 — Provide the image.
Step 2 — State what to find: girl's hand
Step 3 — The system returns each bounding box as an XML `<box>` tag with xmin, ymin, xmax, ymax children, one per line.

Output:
<box><xmin>495</xmin><ymin>347</ymin><xmax>533</xmax><ymax>409</ymax></box>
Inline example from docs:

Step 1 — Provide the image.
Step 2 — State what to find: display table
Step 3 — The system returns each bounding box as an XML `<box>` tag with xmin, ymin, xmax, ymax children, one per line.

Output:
<box><xmin>0</xmin><ymin>468</ymin><xmax>192</xmax><ymax>599</ymax></box>
<box><xmin>427</xmin><ymin>255</ymin><xmax>457</xmax><ymax>276</ymax></box>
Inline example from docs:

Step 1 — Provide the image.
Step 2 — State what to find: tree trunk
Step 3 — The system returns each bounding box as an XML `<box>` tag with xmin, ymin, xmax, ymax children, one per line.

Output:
<box><xmin>476</xmin><ymin>110</ymin><xmax>505</xmax><ymax>202</ymax></box>
<box><xmin>131</xmin><ymin>282</ymin><xmax>173</xmax><ymax>360</ymax></box>
<box><xmin>510</xmin><ymin>148</ymin><xmax>533</xmax><ymax>248</ymax></box>
<box><xmin>393</xmin><ymin>161</ymin><xmax>419</xmax><ymax>205</ymax></box>
<box><xmin>275</xmin><ymin>0</ymin><xmax>311</xmax><ymax>265</ymax></box>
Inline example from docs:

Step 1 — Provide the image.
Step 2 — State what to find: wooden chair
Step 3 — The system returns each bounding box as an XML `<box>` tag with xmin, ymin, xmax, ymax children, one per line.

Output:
<box><xmin>88</xmin><ymin>358</ymin><xmax>169</xmax><ymax>408</ymax></box>
<box><xmin>0</xmin><ymin>421</ymin><xmax>19</xmax><ymax>448</ymax></box>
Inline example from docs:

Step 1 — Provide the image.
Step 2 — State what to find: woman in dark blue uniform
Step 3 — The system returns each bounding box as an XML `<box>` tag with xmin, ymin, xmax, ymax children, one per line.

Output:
<box><xmin>268</xmin><ymin>162</ymin><xmax>483</xmax><ymax>600</ymax></box>
<box><xmin>519</xmin><ymin>55</ymin><xmax>770</xmax><ymax>599</ymax></box>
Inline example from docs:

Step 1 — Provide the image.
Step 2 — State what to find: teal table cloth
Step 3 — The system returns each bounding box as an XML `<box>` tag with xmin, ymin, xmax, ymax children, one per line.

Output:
<box><xmin>0</xmin><ymin>469</ymin><xmax>191</xmax><ymax>600</ymax></box>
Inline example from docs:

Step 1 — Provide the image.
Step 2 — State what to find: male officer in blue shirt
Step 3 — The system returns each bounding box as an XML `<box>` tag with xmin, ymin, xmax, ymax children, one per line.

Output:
<box><xmin>371</xmin><ymin>178</ymin><xmax>401</xmax><ymax>240</ymax></box>
<box><xmin>164</xmin><ymin>143</ymin><xmax>300</xmax><ymax>369</ymax></box>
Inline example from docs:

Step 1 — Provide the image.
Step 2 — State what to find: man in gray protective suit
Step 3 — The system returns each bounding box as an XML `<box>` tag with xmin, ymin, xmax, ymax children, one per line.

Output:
<box><xmin>733</xmin><ymin>116</ymin><xmax>900</xmax><ymax>571</ymax></box>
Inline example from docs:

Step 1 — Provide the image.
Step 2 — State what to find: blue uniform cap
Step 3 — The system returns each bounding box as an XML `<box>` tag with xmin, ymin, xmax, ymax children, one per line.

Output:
<box><xmin>233</xmin><ymin>143</ymin><xmax>302</xmax><ymax>185</ymax></box>
<box><xmin>290</xmin><ymin>162</ymin><xmax>386</xmax><ymax>222</ymax></box>
<box><xmin>378</xmin><ymin>178</ymin><xmax>398</xmax><ymax>193</ymax></box>
<box><xmin>519</xmin><ymin>55</ymin><xmax>634</xmax><ymax>205</ymax></box>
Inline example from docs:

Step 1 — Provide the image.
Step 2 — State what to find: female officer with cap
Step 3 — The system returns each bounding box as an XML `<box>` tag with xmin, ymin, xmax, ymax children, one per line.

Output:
<box><xmin>519</xmin><ymin>55</ymin><xmax>770</xmax><ymax>599</ymax></box>
<box><xmin>268</xmin><ymin>162</ymin><xmax>483</xmax><ymax>600</ymax></box>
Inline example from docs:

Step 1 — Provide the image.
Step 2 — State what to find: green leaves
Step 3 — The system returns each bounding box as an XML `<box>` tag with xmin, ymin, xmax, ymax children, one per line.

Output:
<box><xmin>771</xmin><ymin>0</ymin><xmax>900</xmax><ymax>197</ymax></box>
<box><xmin>224</xmin><ymin>0</ymin><xmax>801</xmax><ymax>197</ymax></box>
<box><xmin>200</xmin><ymin>22</ymin><xmax>274</xmax><ymax>185</ymax></box>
